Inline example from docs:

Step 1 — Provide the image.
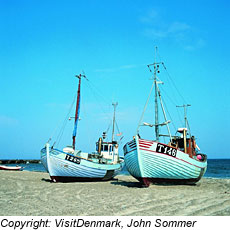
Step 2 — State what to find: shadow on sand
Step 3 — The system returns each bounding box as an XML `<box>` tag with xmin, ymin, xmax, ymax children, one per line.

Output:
<box><xmin>111</xmin><ymin>180</ymin><xmax>145</xmax><ymax>188</ymax></box>
<box><xmin>111</xmin><ymin>179</ymin><xmax>198</xmax><ymax>188</ymax></box>
<box><xmin>41</xmin><ymin>178</ymin><xmax>53</xmax><ymax>183</ymax></box>
<box><xmin>41</xmin><ymin>177</ymin><xmax>121</xmax><ymax>184</ymax></box>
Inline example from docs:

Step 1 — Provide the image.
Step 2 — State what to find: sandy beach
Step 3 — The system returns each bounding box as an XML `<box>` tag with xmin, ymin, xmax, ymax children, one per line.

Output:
<box><xmin>0</xmin><ymin>170</ymin><xmax>229</xmax><ymax>216</ymax></box>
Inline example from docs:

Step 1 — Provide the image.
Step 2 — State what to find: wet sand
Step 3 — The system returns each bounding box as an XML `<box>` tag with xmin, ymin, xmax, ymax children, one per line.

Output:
<box><xmin>0</xmin><ymin>171</ymin><xmax>229</xmax><ymax>216</ymax></box>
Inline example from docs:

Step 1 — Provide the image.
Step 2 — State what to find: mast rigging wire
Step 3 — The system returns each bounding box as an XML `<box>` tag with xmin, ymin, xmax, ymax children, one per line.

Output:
<box><xmin>162</xmin><ymin>63</ymin><xmax>187</xmax><ymax>105</ymax></box>
<box><xmin>136</xmin><ymin>78</ymin><xmax>155</xmax><ymax>134</ymax></box>
<box><xmin>51</xmin><ymin>75</ymin><xmax>123</xmax><ymax>147</ymax></box>
<box><xmin>85</xmin><ymin>78</ymin><xmax>123</xmax><ymax>140</ymax></box>
<box><xmin>55</xmin><ymin>93</ymin><xmax>77</xmax><ymax>148</ymax></box>
<box><xmin>84</xmin><ymin>79</ymin><xmax>112</xmax><ymax>122</ymax></box>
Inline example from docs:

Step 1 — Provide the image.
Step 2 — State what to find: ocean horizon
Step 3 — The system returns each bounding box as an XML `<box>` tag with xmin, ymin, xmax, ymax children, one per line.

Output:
<box><xmin>2</xmin><ymin>159</ymin><xmax>230</xmax><ymax>179</ymax></box>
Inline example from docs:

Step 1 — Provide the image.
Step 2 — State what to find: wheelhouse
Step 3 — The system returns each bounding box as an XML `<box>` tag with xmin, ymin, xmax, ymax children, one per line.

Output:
<box><xmin>96</xmin><ymin>140</ymin><xmax>119</xmax><ymax>163</ymax></box>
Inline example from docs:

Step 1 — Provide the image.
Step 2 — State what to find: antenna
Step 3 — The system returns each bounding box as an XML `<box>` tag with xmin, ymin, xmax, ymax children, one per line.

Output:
<box><xmin>75</xmin><ymin>73</ymin><xmax>88</xmax><ymax>80</ymax></box>
<box><xmin>112</xmin><ymin>102</ymin><xmax>118</xmax><ymax>141</ymax></box>
<box><xmin>81</xmin><ymin>70</ymin><xmax>89</xmax><ymax>80</ymax></box>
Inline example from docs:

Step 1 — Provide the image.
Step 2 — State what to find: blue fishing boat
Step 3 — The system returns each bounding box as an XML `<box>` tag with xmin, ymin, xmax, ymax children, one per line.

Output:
<box><xmin>41</xmin><ymin>74</ymin><xmax>124</xmax><ymax>182</ymax></box>
<box><xmin>123</xmin><ymin>48</ymin><xmax>207</xmax><ymax>187</ymax></box>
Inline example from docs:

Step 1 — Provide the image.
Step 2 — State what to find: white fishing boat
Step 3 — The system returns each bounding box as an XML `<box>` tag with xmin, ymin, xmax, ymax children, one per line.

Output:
<box><xmin>0</xmin><ymin>165</ymin><xmax>23</xmax><ymax>171</ymax></box>
<box><xmin>41</xmin><ymin>74</ymin><xmax>124</xmax><ymax>182</ymax></box>
<box><xmin>123</xmin><ymin>48</ymin><xmax>207</xmax><ymax>187</ymax></box>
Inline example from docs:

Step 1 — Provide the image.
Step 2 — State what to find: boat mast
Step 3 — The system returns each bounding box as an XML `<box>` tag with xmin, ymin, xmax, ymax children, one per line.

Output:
<box><xmin>72</xmin><ymin>73</ymin><xmax>87</xmax><ymax>150</ymax></box>
<box><xmin>154</xmin><ymin>47</ymin><xmax>160</xmax><ymax>141</ymax></box>
<box><xmin>176</xmin><ymin>104</ymin><xmax>191</xmax><ymax>153</ymax></box>
<box><xmin>112</xmin><ymin>102</ymin><xmax>118</xmax><ymax>142</ymax></box>
<box><xmin>136</xmin><ymin>47</ymin><xmax>171</xmax><ymax>141</ymax></box>
<box><xmin>176</xmin><ymin>104</ymin><xmax>191</xmax><ymax>131</ymax></box>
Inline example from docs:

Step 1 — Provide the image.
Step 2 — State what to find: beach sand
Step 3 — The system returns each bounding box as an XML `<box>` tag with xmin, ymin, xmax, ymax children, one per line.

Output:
<box><xmin>0</xmin><ymin>171</ymin><xmax>229</xmax><ymax>216</ymax></box>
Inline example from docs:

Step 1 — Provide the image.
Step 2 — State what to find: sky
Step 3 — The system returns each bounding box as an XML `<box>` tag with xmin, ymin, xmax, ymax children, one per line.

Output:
<box><xmin>0</xmin><ymin>0</ymin><xmax>229</xmax><ymax>159</ymax></box>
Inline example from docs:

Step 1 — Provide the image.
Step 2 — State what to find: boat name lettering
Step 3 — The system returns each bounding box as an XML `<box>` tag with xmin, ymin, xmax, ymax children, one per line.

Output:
<box><xmin>156</xmin><ymin>143</ymin><xmax>177</xmax><ymax>157</ymax></box>
<box><xmin>65</xmin><ymin>155</ymin><xmax>81</xmax><ymax>164</ymax></box>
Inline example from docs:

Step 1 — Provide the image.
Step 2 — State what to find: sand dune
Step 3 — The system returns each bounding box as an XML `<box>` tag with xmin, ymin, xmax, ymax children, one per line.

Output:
<box><xmin>0</xmin><ymin>171</ymin><xmax>229</xmax><ymax>216</ymax></box>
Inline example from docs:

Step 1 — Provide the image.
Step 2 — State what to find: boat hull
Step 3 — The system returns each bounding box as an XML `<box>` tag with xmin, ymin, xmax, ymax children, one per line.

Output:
<box><xmin>124</xmin><ymin>136</ymin><xmax>207</xmax><ymax>187</ymax></box>
<box><xmin>0</xmin><ymin>165</ymin><xmax>22</xmax><ymax>171</ymax></box>
<box><xmin>41</xmin><ymin>148</ymin><xmax>124</xmax><ymax>182</ymax></box>
<box><xmin>41</xmin><ymin>147</ymin><xmax>48</xmax><ymax>172</ymax></box>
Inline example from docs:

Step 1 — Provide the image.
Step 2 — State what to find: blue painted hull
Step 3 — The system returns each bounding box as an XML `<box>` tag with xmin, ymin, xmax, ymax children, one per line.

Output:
<box><xmin>124</xmin><ymin>136</ymin><xmax>207</xmax><ymax>186</ymax></box>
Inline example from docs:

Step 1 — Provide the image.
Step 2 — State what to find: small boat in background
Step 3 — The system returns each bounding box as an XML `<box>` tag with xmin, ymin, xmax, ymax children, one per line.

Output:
<box><xmin>41</xmin><ymin>74</ymin><xmax>124</xmax><ymax>182</ymax></box>
<box><xmin>123</xmin><ymin>48</ymin><xmax>207</xmax><ymax>187</ymax></box>
<box><xmin>0</xmin><ymin>165</ymin><xmax>23</xmax><ymax>171</ymax></box>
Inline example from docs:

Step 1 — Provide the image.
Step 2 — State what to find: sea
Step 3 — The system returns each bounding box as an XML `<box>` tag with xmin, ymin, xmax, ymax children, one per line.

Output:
<box><xmin>6</xmin><ymin>159</ymin><xmax>230</xmax><ymax>179</ymax></box>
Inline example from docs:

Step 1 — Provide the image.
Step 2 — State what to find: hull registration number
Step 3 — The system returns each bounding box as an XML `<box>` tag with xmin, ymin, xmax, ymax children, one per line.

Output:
<box><xmin>156</xmin><ymin>143</ymin><xmax>177</xmax><ymax>157</ymax></box>
<box><xmin>65</xmin><ymin>154</ymin><xmax>81</xmax><ymax>164</ymax></box>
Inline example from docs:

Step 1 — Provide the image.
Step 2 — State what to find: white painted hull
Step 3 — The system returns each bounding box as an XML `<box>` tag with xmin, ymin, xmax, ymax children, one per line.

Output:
<box><xmin>0</xmin><ymin>165</ymin><xmax>22</xmax><ymax>171</ymax></box>
<box><xmin>41</xmin><ymin>147</ymin><xmax>48</xmax><ymax>172</ymax></box>
<box><xmin>41</xmin><ymin>148</ymin><xmax>124</xmax><ymax>182</ymax></box>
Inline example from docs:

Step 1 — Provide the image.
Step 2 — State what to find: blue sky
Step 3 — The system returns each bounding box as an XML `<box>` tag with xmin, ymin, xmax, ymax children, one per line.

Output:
<box><xmin>0</xmin><ymin>0</ymin><xmax>229</xmax><ymax>159</ymax></box>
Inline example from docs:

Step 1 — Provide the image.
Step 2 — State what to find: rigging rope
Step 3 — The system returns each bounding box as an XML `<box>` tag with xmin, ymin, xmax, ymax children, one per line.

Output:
<box><xmin>106</xmin><ymin>120</ymin><xmax>112</xmax><ymax>135</ymax></box>
<box><xmin>136</xmin><ymin>78</ymin><xmax>155</xmax><ymax>134</ymax></box>
<box><xmin>156</xmin><ymin>50</ymin><xmax>187</xmax><ymax>104</ymax></box>
<box><xmin>159</xmin><ymin>85</ymin><xmax>184</xmax><ymax>130</ymax></box>
<box><xmin>84</xmin><ymin>79</ymin><xmax>112</xmax><ymax>121</ymax></box>
<box><xmin>55</xmin><ymin>93</ymin><xmax>77</xmax><ymax>148</ymax></box>
<box><xmin>160</xmin><ymin>93</ymin><xmax>177</xmax><ymax>133</ymax></box>
<box><xmin>84</xmin><ymin>78</ymin><xmax>123</xmax><ymax>141</ymax></box>
<box><xmin>162</xmin><ymin>63</ymin><xmax>187</xmax><ymax>105</ymax></box>
<box><xmin>49</xmin><ymin>74</ymin><xmax>123</xmax><ymax>148</ymax></box>
<box><xmin>155</xmin><ymin>51</ymin><xmax>191</xmax><ymax>132</ymax></box>
<box><xmin>176</xmin><ymin>106</ymin><xmax>186</xmax><ymax>128</ymax></box>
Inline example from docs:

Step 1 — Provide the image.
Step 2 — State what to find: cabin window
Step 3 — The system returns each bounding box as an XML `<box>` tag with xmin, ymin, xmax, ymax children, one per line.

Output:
<box><xmin>109</xmin><ymin>145</ymin><xmax>111</xmax><ymax>153</ymax></box>
<box><xmin>109</xmin><ymin>145</ymin><xmax>114</xmax><ymax>155</ymax></box>
<box><xmin>176</xmin><ymin>139</ymin><xmax>184</xmax><ymax>149</ymax></box>
<box><xmin>103</xmin><ymin>145</ymin><xmax>108</xmax><ymax>152</ymax></box>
